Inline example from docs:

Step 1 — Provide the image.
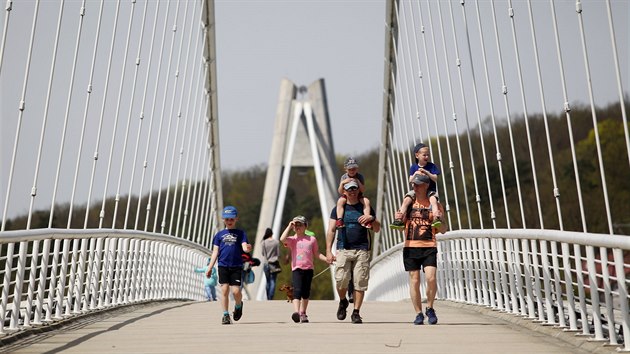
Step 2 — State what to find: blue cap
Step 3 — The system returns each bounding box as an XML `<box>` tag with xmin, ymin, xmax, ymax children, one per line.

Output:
<box><xmin>222</xmin><ymin>205</ymin><xmax>238</xmax><ymax>218</ymax></box>
<box><xmin>413</xmin><ymin>143</ymin><xmax>427</xmax><ymax>154</ymax></box>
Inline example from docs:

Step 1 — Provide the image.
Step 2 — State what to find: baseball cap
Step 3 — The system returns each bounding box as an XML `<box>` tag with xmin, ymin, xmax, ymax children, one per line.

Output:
<box><xmin>413</xmin><ymin>143</ymin><xmax>427</xmax><ymax>154</ymax></box>
<box><xmin>344</xmin><ymin>180</ymin><xmax>359</xmax><ymax>190</ymax></box>
<box><xmin>292</xmin><ymin>215</ymin><xmax>308</xmax><ymax>225</ymax></box>
<box><xmin>411</xmin><ymin>174</ymin><xmax>431</xmax><ymax>185</ymax></box>
<box><xmin>344</xmin><ymin>157</ymin><xmax>359</xmax><ymax>169</ymax></box>
<box><xmin>222</xmin><ymin>205</ymin><xmax>238</xmax><ymax>218</ymax></box>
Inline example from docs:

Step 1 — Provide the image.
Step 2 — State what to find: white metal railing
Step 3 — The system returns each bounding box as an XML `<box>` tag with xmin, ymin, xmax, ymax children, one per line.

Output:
<box><xmin>367</xmin><ymin>229</ymin><xmax>630</xmax><ymax>350</ymax></box>
<box><xmin>0</xmin><ymin>229</ymin><xmax>211</xmax><ymax>334</ymax></box>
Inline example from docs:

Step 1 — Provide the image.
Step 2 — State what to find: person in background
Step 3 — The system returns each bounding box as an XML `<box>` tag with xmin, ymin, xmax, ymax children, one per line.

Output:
<box><xmin>195</xmin><ymin>256</ymin><xmax>218</xmax><ymax>301</ymax></box>
<box><xmin>207</xmin><ymin>205</ymin><xmax>251</xmax><ymax>325</ymax></box>
<box><xmin>261</xmin><ymin>227</ymin><xmax>281</xmax><ymax>300</ymax></box>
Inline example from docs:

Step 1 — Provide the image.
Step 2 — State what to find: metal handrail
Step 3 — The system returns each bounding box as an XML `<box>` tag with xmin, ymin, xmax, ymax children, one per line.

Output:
<box><xmin>1</xmin><ymin>229</ymin><xmax>211</xmax><ymax>335</ymax></box>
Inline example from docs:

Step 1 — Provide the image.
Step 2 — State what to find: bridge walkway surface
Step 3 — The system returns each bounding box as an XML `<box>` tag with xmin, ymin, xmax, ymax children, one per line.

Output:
<box><xmin>0</xmin><ymin>300</ymin><xmax>617</xmax><ymax>353</ymax></box>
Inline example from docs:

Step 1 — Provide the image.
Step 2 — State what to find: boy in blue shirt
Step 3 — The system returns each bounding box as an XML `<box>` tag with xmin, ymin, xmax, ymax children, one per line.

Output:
<box><xmin>390</xmin><ymin>143</ymin><xmax>442</xmax><ymax>230</ymax></box>
<box><xmin>207</xmin><ymin>206</ymin><xmax>252</xmax><ymax>325</ymax></box>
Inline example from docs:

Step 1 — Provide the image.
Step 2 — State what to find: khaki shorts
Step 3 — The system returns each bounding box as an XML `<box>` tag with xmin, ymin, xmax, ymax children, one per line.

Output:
<box><xmin>335</xmin><ymin>249</ymin><xmax>370</xmax><ymax>291</ymax></box>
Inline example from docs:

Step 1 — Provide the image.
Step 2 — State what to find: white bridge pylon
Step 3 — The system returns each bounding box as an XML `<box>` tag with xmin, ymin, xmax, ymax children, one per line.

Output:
<box><xmin>252</xmin><ymin>79</ymin><xmax>338</xmax><ymax>301</ymax></box>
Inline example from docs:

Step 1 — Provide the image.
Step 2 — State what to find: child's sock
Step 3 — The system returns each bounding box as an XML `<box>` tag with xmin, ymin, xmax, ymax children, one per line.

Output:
<box><xmin>235</xmin><ymin>303</ymin><xmax>242</xmax><ymax>310</ymax></box>
<box><xmin>223</xmin><ymin>311</ymin><xmax>229</xmax><ymax>315</ymax></box>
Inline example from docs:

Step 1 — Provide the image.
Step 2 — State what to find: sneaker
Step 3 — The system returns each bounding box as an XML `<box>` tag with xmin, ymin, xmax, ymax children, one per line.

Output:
<box><xmin>291</xmin><ymin>312</ymin><xmax>300</xmax><ymax>323</ymax></box>
<box><xmin>426</xmin><ymin>307</ymin><xmax>438</xmax><ymax>324</ymax></box>
<box><xmin>336</xmin><ymin>298</ymin><xmax>349</xmax><ymax>320</ymax></box>
<box><xmin>413</xmin><ymin>312</ymin><xmax>424</xmax><ymax>325</ymax></box>
<box><xmin>389</xmin><ymin>219</ymin><xmax>405</xmax><ymax>230</ymax></box>
<box><xmin>431</xmin><ymin>217</ymin><xmax>442</xmax><ymax>228</ymax></box>
<box><xmin>335</xmin><ymin>218</ymin><xmax>345</xmax><ymax>229</ymax></box>
<box><xmin>233</xmin><ymin>303</ymin><xmax>243</xmax><ymax>321</ymax></box>
<box><xmin>351</xmin><ymin>311</ymin><xmax>362</xmax><ymax>324</ymax></box>
<box><xmin>221</xmin><ymin>314</ymin><xmax>231</xmax><ymax>325</ymax></box>
<box><xmin>300</xmin><ymin>313</ymin><xmax>309</xmax><ymax>323</ymax></box>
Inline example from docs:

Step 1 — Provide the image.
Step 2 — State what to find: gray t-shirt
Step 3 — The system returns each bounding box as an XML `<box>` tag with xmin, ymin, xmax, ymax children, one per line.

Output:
<box><xmin>261</xmin><ymin>238</ymin><xmax>280</xmax><ymax>263</ymax></box>
<box><xmin>340</xmin><ymin>172</ymin><xmax>365</xmax><ymax>185</ymax></box>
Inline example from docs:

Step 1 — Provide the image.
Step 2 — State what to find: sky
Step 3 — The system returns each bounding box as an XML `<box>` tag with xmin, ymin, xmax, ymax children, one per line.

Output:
<box><xmin>213</xmin><ymin>1</ymin><xmax>386</xmax><ymax>171</ymax></box>
<box><xmin>0</xmin><ymin>0</ymin><xmax>386</xmax><ymax>220</ymax></box>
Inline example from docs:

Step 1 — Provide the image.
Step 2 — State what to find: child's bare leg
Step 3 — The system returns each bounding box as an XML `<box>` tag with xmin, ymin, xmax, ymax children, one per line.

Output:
<box><xmin>397</xmin><ymin>194</ymin><xmax>414</xmax><ymax>215</ymax></box>
<box><xmin>335</xmin><ymin>197</ymin><xmax>346</xmax><ymax>228</ymax></box>
<box><xmin>220</xmin><ymin>284</ymin><xmax>230</xmax><ymax>312</ymax></box>
<box><xmin>336</xmin><ymin>197</ymin><xmax>345</xmax><ymax>219</ymax></box>
<box><xmin>232</xmin><ymin>285</ymin><xmax>242</xmax><ymax>306</ymax></box>
<box><xmin>300</xmin><ymin>298</ymin><xmax>309</xmax><ymax>314</ymax></box>
<box><xmin>292</xmin><ymin>298</ymin><xmax>300</xmax><ymax>313</ymax></box>
<box><xmin>361</xmin><ymin>197</ymin><xmax>372</xmax><ymax>228</ymax></box>
<box><xmin>390</xmin><ymin>192</ymin><xmax>413</xmax><ymax>229</ymax></box>
<box><xmin>362</xmin><ymin>197</ymin><xmax>371</xmax><ymax>217</ymax></box>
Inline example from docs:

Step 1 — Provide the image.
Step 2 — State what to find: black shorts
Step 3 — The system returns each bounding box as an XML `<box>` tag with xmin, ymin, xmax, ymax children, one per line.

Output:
<box><xmin>403</xmin><ymin>247</ymin><xmax>438</xmax><ymax>271</ymax></box>
<box><xmin>218</xmin><ymin>266</ymin><xmax>243</xmax><ymax>286</ymax></box>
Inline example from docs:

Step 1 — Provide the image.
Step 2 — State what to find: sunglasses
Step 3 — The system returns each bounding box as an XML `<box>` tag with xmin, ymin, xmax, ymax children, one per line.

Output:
<box><xmin>224</xmin><ymin>218</ymin><xmax>235</xmax><ymax>222</ymax></box>
<box><xmin>346</xmin><ymin>187</ymin><xmax>358</xmax><ymax>191</ymax></box>
<box><xmin>293</xmin><ymin>222</ymin><xmax>304</xmax><ymax>227</ymax></box>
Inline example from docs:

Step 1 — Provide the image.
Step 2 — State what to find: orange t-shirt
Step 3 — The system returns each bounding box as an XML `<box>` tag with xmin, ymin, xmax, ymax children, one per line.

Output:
<box><xmin>403</xmin><ymin>200</ymin><xmax>437</xmax><ymax>248</ymax></box>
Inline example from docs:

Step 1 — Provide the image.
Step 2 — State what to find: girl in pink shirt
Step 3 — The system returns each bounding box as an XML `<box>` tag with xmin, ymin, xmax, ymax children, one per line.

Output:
<box><xmin>280</xmin><ymin>215</ymin><xmax>329</xmax><ymax>323</ymax></box>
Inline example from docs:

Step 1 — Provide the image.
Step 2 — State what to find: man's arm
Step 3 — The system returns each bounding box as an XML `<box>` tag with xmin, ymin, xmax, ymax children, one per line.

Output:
<box><xmin>325</xmin><ymin>218</ymin><xmax>337</xmax><ymax>263</ymax></box>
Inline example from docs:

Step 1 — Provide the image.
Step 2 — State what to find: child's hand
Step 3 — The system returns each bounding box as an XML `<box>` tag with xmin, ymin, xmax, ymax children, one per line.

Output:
<box><xmin>326</xmin><ymin>251</ymin><xmax>336</xmax><ymax>264</ymax></box>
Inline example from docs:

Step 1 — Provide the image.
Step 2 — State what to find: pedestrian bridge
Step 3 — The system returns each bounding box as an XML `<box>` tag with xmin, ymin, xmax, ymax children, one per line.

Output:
<box><xmin>1</xmin><ymin>1</ymin><xmax>628</xmax><ymax>352</ymax></box>
<box><xmin>0</xmin><ymin>300</ymin><xmax>619</xmax><ymax>354</ymax></box>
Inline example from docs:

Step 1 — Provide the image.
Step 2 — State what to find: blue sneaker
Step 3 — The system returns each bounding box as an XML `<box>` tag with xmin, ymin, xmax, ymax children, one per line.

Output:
<box><xmin>413</xmin><ymin>312</ymin><xmax>424</xmax><ymax>325</ymax></box>
<box><xmin>426</xmin><ymin>307</ymin><xmax>438</xmax><ymax>324</ymax></box>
